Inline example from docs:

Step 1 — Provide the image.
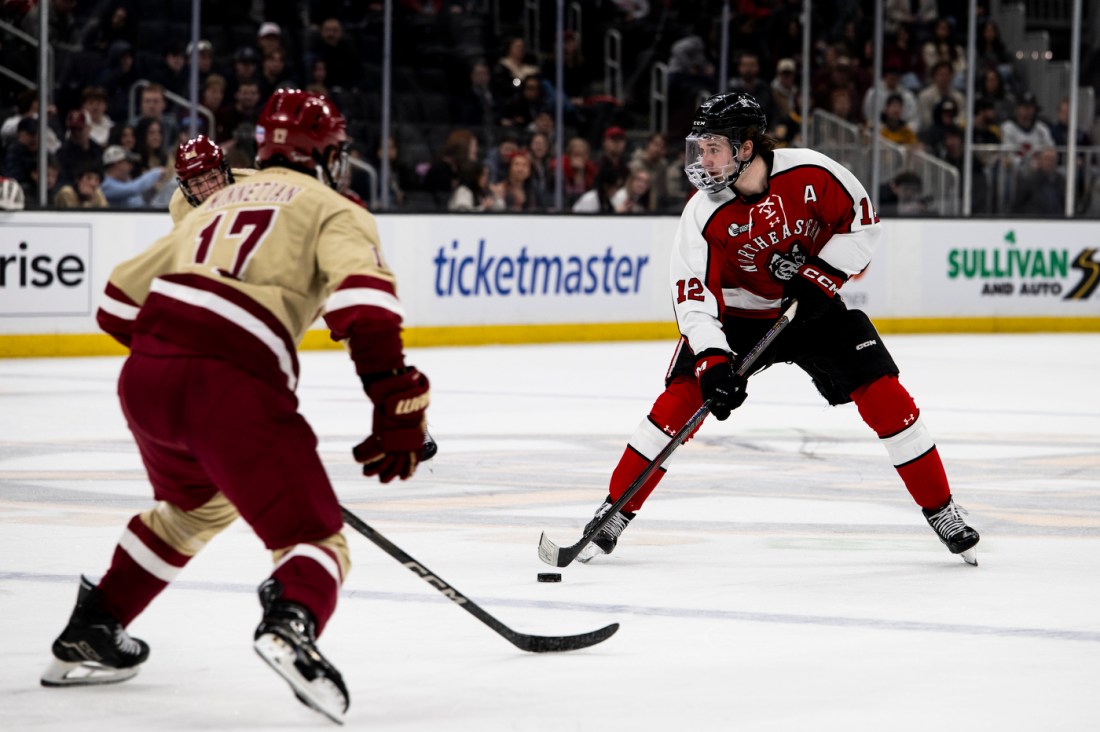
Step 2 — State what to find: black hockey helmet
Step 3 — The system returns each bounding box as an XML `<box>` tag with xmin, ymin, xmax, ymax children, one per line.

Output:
<box><xmin>685</xmin><ymin>92</ymin><xmax>768</xmax><ymax>193</ymax></box>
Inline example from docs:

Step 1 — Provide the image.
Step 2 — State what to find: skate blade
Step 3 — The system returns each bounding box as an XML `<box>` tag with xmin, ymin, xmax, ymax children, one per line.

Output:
<box><xmin>575</xmin><ymin>544</ymin><xmax>604</xmax><ymax>564</ymax></box>
<box><xmin>254</xmin><ymin>634</ymin><xmax>347</xmax><ymax>725</ymax></box>
<box><xmin>960</xmin><ymin>547</ymin><xmax>978</xmax><ymax>566</ymax></box>
<box><xmin>40</xmin><ymin>657</ymin><xmax>139</xmax><ymax>687</ymax></box>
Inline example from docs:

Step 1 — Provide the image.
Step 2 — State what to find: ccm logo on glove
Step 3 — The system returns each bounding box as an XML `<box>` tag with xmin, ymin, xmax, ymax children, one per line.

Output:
<box><xmin>799</xmin><ymin>265</ymin><xmax>842</xmax><ymax>297</ymax></box>
<box><xmin>395</xmin><ymin>393</ymin><xmax>430</xmax><ymax>415</ymax></box>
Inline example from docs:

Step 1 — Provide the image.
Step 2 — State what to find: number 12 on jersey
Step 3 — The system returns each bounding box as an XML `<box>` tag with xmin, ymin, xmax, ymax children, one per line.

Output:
<box><xmin>675</xmin><ymin>277</ymin><xmax>705</xmax><ymax>303</ymax></box>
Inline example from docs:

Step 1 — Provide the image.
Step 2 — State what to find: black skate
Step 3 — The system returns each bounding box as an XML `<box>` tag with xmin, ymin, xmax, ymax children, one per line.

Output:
<box><xmin>577</xmin><ymin>497</ymin><xmax>635</xmax><ymax>564</ymax></box>
<box><xmin>253</xmin><ymin>579</ymin><xmax>349</xmax><ymax>725</ymax></box>
<box><xmin>923</xmin><ymin>497</ymin><xmax>980</xmax><ymax>566</ymax></box>
<box><xmin>41</xmin><ymin>575</ymin><xmax>150</xmax><ymax>687</ymax></box>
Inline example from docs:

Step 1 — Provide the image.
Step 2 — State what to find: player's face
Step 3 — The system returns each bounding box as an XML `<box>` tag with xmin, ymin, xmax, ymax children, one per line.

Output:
<box><xmin>684</xmin><ymin>133</ymin><xmax>740</xmax><ymax>194</ymax></box>
<box><xmin>184</xmin><ymin>168</ymin><xmax>228</xmax><ymax>205</ymax></box>
<box><xmin>696</xmin><ymin>136</ymin><xmax>733</xmax><ymax>173</ymax></box>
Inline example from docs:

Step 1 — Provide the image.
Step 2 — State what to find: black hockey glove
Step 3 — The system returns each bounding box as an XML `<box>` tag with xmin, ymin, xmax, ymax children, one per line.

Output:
<box><xmin>782</xmin><ymin>256</ymin><xmax>848</xmax><ymax>321</ymax></box>
<box><xmin>354</xmin><ymin>367</ymin><xmax>430</xmax><ymax>483</ymax></box>
<box><xmin>694</xmin><ymin>349</ymin><xmax>747</xmax><ymax>421</ymax></box>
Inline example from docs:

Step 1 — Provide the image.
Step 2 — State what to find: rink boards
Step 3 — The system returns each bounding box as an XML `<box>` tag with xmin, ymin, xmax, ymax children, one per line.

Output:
<box><xmin>0</xmin><ymin>210</ymin><xmax>1097</xmax><ymax>357</ymax></box>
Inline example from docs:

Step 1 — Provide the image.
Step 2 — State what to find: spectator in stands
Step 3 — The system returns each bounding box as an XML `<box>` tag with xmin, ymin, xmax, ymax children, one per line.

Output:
<box><xmin>938</xmin><ymin>125</ymin><xmax>990</xmax><ymax>213</ymax></box>
<box><xmin>425</xmin><ymin>129</ymin><xmax>478</xmax><ymax>203</ymax></box>
<box><xmin>1</xmin><ymin>89</ymin><xmax>61</xmax><ymax>152</ymax></box>
<box><xmin>728</xmin><ymin>52</ymin><xmax>775</xmax><ymax>122</ymax></box>
<box><xmin>554</xmin><ymin>136</ymin><xmax>598</xmax><ymax>208</ymax></box>
<box><xmin>595</xmin><ymin>125</ymin><xmax>629</xmax><ymax>180</ymax></box>
<box><xmin>21</xmin><ymin>154</ymin><xmax>61</xmax><ymax>210</ymax></box>
<box><xmin>979</xmin><ymin>67</ymin><xmax>1016</xmax><ymax>124</ymax></box>
<box><xmin>100</xmin><ymin>144</ymin><xmax>165</xmax><ymax>208</ymax></box>
<box><xmin>259</xmin><ymin>49</ymin><xmax>295</xmax><ymax>103</ymax></box>
<box><xmin>58</xmin><ymin>110</ymin><xmax>103</xmax><ymax>186</ymax></box>
<box><xmin>826</xmin><ymin>86</ymin><xmax>860</xmax><ymax>124</ymax></box>
<box><xmin>80</xmin><ymin>86</ymin><xmax>114</xmax><ymax>147</ymax></box>
<box><xmin>770</xmin><ymin>58</ymin><xmax>799</xmax><ymax>122</ymax></box>
<box><xmin>151</xmin><ymin>43</ymin><xmax>188</xmax><ymax>99</ymax></box>
<box><xmin>976</xmin><ymin>20</ymin><xmax>1012</xmax><ymax>78</ymax></box>
<box><xmin>918</xmin><ymin>98</ymin><xmax>962</xmax><ymax>155</ymax></box>
<box><xmin>918</xmin><ymin>61</ymin><xmax>966</xmax><ymax>131</ymax></box>
<box><xmin>130</xmin><ymin>84</ymin><xmax>178</xmax><ymax>152</ymax></box>
<box><xmin>81</xmin><ymin>2</ymin><xmax>135</xmax><ymax>55</ymax></box>
<box><xmin>107</xmin><ymin>123</ymin><xmax>137</xmax><ymax>157</ymax></box>
<box><xmin>454</xmin><ymin>60</ymin><xmax>499</xmax><ymax>133</ymax></box>
<box><xmin>667</xmin><ymin>33</ymin><xmax>716</xmax><ymax>136</ymax></box>
<box><xmin>448</xmin><ymin>160</ymin><xmax>504</xmax><ymax>212</ymax></box>
<box><xmin>186</xmin><ymin>40</ymin><xmax>216</xmax><ymax>87</ymax></box>
<box><xmin>258</xmin><ymin>22</ymin><xmax>284</xmax><ymax>57</ymax></box>
<box><xmin>1013</xmin><ymin>147</ymin><xmax>1065</xmax><ymax>216</ymax></box>
<box><xmin>313</xmin><ymin>18</ymin><xmax>363</xmax><ymax>91</ymax></box>
<box><xmin>572</xmin><ymin>165</ymin><xmax>625</xmax><ymax>213</ymax></box>
<box><xmin>526</xmin><ymin>131</ymin><xmax>552</xmax><ymax>209</ymax></box>
<box><xmin>883</xmin><ymin>26</ymin><xmax>922</xmax><ymax>92</ymax></box>
<box><xmin>2</xmin><ymin>117</ymin><xmax>39</xmax><ymax>186</ymax></box>
<box><xmin>500</xmin><ymin>151</ymin><xmax>536</xmax><ymax>212</ymax></box>
<box><xmin>812</xmin><ymin>50</ymin><xmax>860</xmax><ymax>120</ymax></box>
<box><xmin>500</xmin><ymin>74</ymin><xmax>553</xmax><ymax>131</ymax></box>
<box><xmin>492</xmin><ymin>37</ymin><xmax>539</xmax><ymax>101</ymax></box>
<box><xmin>879</xmin><ymin>94</ymin><xmax>918</xmax><ymax>146</ymax></box>
<box><xmin>486</xmin><ymin>130</ymin><xmax>521</xmax><ymax>184</ymax></box>
<box><xmin>920</xmin><ymin>19</ymin><xmax>966</xmax><ymax>81</ymax></box>
<box><xmin>879</xmin><ymin>170</ymin><xmax>931</xmax><ymax>217</ymax></box>
<box><xmin>610</xmin><ymin>168</ymin><xmax>654</xmax><ymax>213</ymax></box>
<box><xmin>863</xmin><ymin>63</ymin><xmax>920</xmax><ymax>131</ymax></box>
<box><xmin>228</xmin><ymin>47</ymin><xmax>262</xmax><ymax>98</ymax></box>
<box><xmin>1050</xmin><ymin>97</ymin><xmax>1093</xmax><ymax>147</ymax></box>
<box><xmin>97</xmin><ymin>40</ymin><xmax>141</xmax><ymax>123</ymax></box>
<box><xmin>970</xmin><ymin>98</ymin><xmax>1002</xmax><ymax>145</ymax></box>
<box><xmin>133</xmin><ymin>117</ymin><xmax>168</xmax><ymax>174</ymax></box>
<box><xmin>215</xmin><ymin>81</ymin><xmax>261</xmax><ymax>146</ymax></box>
<box><xmin>366</xmin><ymin>135</ymin><xmax>421</xmax><ymax>208</ymax></box>
<box><xmin>21</xmin><ymin>0</ymin><xmax>81</xmax><ymax>50</ymax></box>
<box><xmin>628</xmin><ymin>132</ymin><xmax>669</xmax><ymax>211</ymax></box>
<box><xmin>527</xmin><ymin>111</ymin><xmax>556</xmax><ymax>144</ymax></box>
<box><xmin>1001</xmin><ymin>92</ymin><xmax>1054</xmax><ymax>167</ymax></box>
<box><xmin>54</xmin><ymin>166</ymin><xmax>109</xmax><ymax>208</ymax></box>
<box><xmin>549</xmin><ymin>29</ymin><xmax>591</xmax><ymax>105</ymax></box>
<box><xmin>884</xmin><ymin>0</ymin><xmax>937</xmax><ymax>39</ymax></box>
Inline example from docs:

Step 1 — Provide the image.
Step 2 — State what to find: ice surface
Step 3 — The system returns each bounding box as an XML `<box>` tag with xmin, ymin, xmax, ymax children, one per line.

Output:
<box><xmin>2</xmin><ymin>333</ymin><xmax>1099</xmax><ymax>730</ymax></box>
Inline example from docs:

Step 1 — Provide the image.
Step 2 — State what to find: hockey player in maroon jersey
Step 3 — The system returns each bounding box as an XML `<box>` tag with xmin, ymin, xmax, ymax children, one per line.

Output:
<box><xmin>40</xmin><ymin>90</ymin><xmax>430</xmax><ymax>723</ymax></box>
<box><xmin>577</xmin><ymin>91</ymin><xmax>979</xmax><ymax>566</ymax></box>
<box><xmin>168</xmin><ymin>134</ymin><xmax>254</xmax><ymax>223</ymax></box>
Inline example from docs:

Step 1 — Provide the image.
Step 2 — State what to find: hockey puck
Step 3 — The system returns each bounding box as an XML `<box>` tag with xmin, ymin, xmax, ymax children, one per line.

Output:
<box><xmin>537</xmin><ymin>573</ymin><xmax>562</xmax><ymax>583</ymax></box>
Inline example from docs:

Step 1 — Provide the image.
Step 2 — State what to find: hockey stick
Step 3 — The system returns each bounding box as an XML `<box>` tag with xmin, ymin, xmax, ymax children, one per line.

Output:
<box><xmin>340</xmin><ymin>507</ymin><xmax>619</xmax><ymax>652</ymax></box>
<box><xmin>538</xmin><ymin>299</ymin><xmax>799</xmax><ymax>568</ymax></box>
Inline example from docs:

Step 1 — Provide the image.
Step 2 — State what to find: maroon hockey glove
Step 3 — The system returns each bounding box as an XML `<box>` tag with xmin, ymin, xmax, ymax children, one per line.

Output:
<box><xmin>354</xmin><ymin>368</ymin><xmax>430</xmax><ymax>483</ymax></box>
<box><xmin>783</xmin><ymin>256</ymin><xmax>848</xmax><ymax>320</ymax></box>
<box><xmin>694</xmin><ymin>349</ymin><xmax>747</xmax><ymax>421</ymax></box>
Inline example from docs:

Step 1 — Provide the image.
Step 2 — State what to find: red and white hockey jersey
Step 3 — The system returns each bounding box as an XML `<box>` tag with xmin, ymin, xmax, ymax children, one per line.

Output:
<box><xmin>670</xmin><ymin>147</ymin><xmax>882</xmax><ymax>356</ymax></box>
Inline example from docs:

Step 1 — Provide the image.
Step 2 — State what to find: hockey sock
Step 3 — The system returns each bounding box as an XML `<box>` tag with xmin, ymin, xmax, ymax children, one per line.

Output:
<box><xmin>270</xmin><ymin>541</ymin><xmax>345</xmax><ymax>635</ymax></box>
<box><xmin>851</xmin><ymin>375</ymin><xmax>951</xmax><ymax>509</ymax></box>
<box><xmin>610</xmin><ymin>376</ymin><xmax>704</xmax><ymax>513</ymax></box>
<box><xmin>97</xmin><ymin>514</ymin><xmax>192</xmax><ymax>626</ymax></box>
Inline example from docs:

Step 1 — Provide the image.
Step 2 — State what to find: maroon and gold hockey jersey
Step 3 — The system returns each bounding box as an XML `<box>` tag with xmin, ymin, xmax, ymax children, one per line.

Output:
<box><xmin>670</xmin><ymin>147</ymin><xmax>882</xmax><ymax>356</ymax></box>
<box><xmin>98</xmin><ymin>166</ymin><xmax>405</xmax><ymax>393</ymax></box>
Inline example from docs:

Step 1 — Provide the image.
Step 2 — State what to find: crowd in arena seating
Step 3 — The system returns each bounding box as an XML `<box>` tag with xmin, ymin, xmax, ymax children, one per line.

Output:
<box><xmin>0</xmin><ymin>0</ymin><xmax>1094</xmax><ymax>216</ymax></box>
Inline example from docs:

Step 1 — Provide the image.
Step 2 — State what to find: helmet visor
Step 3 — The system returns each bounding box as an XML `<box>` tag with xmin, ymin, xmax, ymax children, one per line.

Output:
<box><xmin>684</xmin><ymin>133</ymin><xmax>739</xmax><ymax>194</ymax></box>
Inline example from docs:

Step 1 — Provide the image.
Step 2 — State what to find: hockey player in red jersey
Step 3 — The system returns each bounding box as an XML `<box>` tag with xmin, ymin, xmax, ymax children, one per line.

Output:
<box><xmin>169</xmin><ymin>134</ymin><xmax>254</xmax><ymax>223</ymax></box>
<box><xmin>577</xmin><ymin>91</ymin><xmax>979</xmax><ymax>566</ymax></box>
<box><xmin>40</xmin><ymin>90</ymin><xmax>430</xmax><ymax>723</ymax></box>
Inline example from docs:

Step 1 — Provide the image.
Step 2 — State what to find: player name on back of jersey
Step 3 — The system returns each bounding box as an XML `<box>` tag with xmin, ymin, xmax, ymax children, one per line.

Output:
<box><xmin>204</xmin><ymin>180</ymin><xmax>303</xmax><ymax>210</ymax></box>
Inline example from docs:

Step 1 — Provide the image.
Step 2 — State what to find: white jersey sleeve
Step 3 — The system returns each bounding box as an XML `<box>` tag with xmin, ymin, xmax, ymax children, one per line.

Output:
<box><xmin>669</xmin><ymin>190</ymin><xmax>734</xmax><ymax>357</ymax></box>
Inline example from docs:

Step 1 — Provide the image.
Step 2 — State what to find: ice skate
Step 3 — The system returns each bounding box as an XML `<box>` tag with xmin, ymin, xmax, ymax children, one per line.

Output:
<box><xmin>577</xmin><ymin>497</ymin><xmax>635</xmax><ymax>563</ymax></box>
<box><xmin>41</xmin><ymin>575</ymin><xmax>150</xmax><ymax>687</ymax></box>
<box><xmin>922</xmin><ymin>497</ymin><xmax>980</xmax><ymax>566</ymax></box>
<box><xmin>253</xmin><ymin>580</ymin><xmax>349</xmax><ymax>725</ymax></box>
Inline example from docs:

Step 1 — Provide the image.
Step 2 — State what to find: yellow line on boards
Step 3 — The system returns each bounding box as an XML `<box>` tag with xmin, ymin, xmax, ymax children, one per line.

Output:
<box><xmin>1</xmin><ymin>318</ymin><xmax>1098</xmax><ymax>358</ymax></box>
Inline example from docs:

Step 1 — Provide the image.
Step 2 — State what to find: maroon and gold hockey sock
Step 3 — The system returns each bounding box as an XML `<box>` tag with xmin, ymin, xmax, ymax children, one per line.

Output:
<box><xmin>97</xmin><ymin>515</ymin><xmax>191</xmax><ymax>626</ymax></box>
<box><xmin>851</xmin><ymin>375</ymin><xmax>951</xmax><ymax>509</ymax></box>
<box><xmin>610</xmin><ymin>376</ymin><xmax>705</xmax><ymax>513</ymax></box>
<box><xmin>270</xmin><ymin>543</ymin><xmax>344</xmax><ymax>635</ymax></box>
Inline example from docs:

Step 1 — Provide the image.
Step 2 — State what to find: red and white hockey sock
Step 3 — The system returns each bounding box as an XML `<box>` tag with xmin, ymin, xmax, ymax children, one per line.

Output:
<box><xmin>97</xmin><ymin>515</ymin><xmax>191</xmax><ymax>626</ymax></box>
<box><xmin>270</xmin><ymin>543</ymin><xmax>344</xmax><ymax>635</ymax></box>
<box><xmin>851</xmin><ymin>375</ymin><xmax>951</xmax><ymax>509</ymax></box>
<box><xmin>610</xmin><ymin>376</ymin><xmax>704</xmax><ymax>513</ymax></box>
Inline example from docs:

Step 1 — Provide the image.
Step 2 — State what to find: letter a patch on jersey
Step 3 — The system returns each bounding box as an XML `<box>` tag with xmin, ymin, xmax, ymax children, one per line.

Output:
<box><xmin>804</xmin><ymin>185</ymin><xmax>818</xmax><ymax>203</ymax></box>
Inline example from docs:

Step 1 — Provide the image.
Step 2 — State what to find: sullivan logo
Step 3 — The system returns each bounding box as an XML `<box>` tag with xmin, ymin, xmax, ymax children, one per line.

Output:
<box><xmin>946</xmin><ymin>246</ymin><xmax>1098</xmax><ymax>300</ymax></box>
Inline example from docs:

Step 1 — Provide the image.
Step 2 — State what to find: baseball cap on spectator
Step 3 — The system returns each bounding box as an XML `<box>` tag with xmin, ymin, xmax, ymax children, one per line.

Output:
<box><xmin>235</xmin><ymin>46</ymin><xmax>259</xmax><ymax>64</ymax></box>
<box><xmin>66</xmin><ymin>109</ymin><xmax>88</xmax><ymax>130</ymax></box>
<box><xmin>777</xmin><ymin>58</ymin><xmax>796</xmax><ymax>74</ymax></box>
<box><xmin>1018</xmin><ymin>91</ymin><xmax>1039</xmax><ymax>108</ymax></box>
<box><xmin>103</xmin><ymin>145</ymin><xmax>133</xmax><ymax>166</ymax></box>
<box><xmin>258</xmin><ymin>22</ymin><xmax>281</xmax><ymax>38</ymax></box>
<box><xmin>187</xmin><ymin>39</ymin><xmax>213</xmax><ymax>56</ymax></box>
<box><xmin>935</xmin><ymin>98</ymin><xmax>959</xmax><ymax>117</ymax></box>
<box><xmin>604</xmin><ymin>126</ymin><xmax>626</xmax><ymax>140</ymax></box>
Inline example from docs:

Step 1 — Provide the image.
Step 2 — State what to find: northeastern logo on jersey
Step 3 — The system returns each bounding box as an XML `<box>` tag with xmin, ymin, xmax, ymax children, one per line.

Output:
<box><xmin>769</xmin><ymin>242</ymin><xmax>808</xmax><ymax>282</ymax></box>
<box><xmin>729</xmin><ymin>193</ymin><xmax>823</xmax><ymax>275</ymax></box>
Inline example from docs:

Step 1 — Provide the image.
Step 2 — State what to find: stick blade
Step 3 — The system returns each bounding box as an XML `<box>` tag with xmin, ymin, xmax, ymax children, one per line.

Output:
<box><xmin>513</xmin><ymin>623</ymin><xmax>619</xmax><ymax>653</ymax></box>
<box><xmin>537</xmin><ymin>531</ymin><xmax>575</xmax><ymax>568</ymax></box>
